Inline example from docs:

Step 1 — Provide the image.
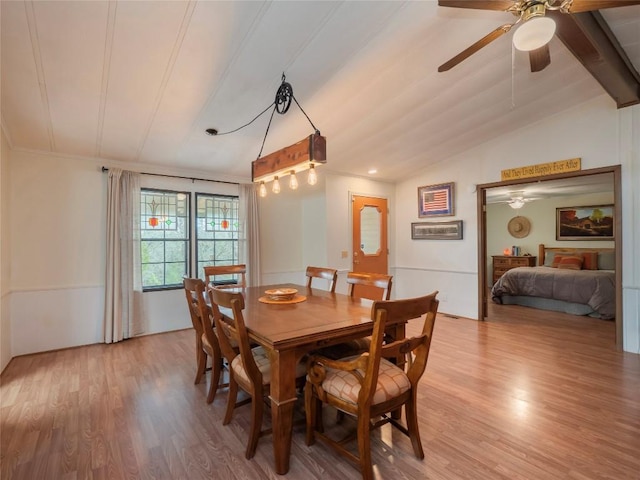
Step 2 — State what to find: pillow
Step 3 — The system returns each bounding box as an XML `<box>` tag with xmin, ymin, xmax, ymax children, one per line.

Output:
<box><xmin>551</xmin><ymin>254</ymin><xmax>568</xmax><ymax>268</ymax></box>
<box><xmin>557</xmin><ymin>255</ymin><xmax>583</xmax><ymax>270</ymax></box>
<box><xmin>543</xmin><ymin>251</ymin><xmax>556</xmax><ymax>267</ymax></box>
<box><xmin>598</xmin><ymin>251</ymin><xmax>615</xmax><ymax>270</ymax></box>
<box><xmin>581</xmin><ymin>251</ymin><xmax>598</xmax><ymax>270</ymax></box>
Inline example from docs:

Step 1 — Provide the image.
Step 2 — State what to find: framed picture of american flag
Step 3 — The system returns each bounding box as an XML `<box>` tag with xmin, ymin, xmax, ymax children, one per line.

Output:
<box><xmin>418</xmin><ymin>182</ymin><xmax>454</xmax><ymax>217</ymax></box>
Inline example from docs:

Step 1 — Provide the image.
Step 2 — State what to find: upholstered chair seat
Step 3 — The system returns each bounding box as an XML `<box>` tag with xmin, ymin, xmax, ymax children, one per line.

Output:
<box><xmin>231</xmin><ymin>346</ymin><xmax>307</xmax><ymax>386</ymax></box>
<box><xmin>318</xmin><ymin>355</ymin><xmax>411</xmax><ymax>406</ymax></box>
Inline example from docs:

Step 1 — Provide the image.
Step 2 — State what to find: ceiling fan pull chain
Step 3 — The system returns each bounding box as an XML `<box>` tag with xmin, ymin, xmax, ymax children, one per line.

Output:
<box><xmin>511</xmin><ymin>42</ymin><xmax>516</xmax><ymax>109</ymax></box>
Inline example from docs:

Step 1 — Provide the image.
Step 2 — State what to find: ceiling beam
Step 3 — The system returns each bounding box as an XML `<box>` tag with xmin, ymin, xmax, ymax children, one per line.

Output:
<box><xmin>550</xmin><ymin>10</ymin><xmax>640</xmax><ymax>108</ymax></box>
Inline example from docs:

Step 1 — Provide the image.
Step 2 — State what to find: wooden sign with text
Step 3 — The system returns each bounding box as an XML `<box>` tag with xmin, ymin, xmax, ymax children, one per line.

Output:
<box><xmin>501</xmin><ymin>158</ymin><xmax>581</xmax><ymax>181</ymax></box>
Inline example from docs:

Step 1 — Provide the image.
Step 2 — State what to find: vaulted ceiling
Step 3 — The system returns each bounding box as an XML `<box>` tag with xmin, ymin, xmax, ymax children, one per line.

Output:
<box><xmin>1</xmin><ymin>1</ymin><xmax>639</xmax><ymax>183</ymax></box>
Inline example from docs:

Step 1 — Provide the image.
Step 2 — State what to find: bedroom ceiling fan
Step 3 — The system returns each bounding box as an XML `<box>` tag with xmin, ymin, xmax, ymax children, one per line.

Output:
<box><xmin>495</xmin><ymin>191</ymin><xmax>540</xmax><ymax>209</ymax></box>
<box><xmin>438</xmin><ymin>0</ymin><xmax>640</xmax><ymax>73</ymax></box>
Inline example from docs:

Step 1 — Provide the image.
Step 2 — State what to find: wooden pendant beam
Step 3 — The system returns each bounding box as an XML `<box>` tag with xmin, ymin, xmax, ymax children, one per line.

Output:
<box><xmin>252</xmin><ymin>133</ymin><xmax>326</xmax><ymax>182</ymax></box>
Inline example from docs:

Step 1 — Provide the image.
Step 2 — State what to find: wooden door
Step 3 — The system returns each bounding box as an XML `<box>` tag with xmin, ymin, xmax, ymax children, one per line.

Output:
<box><xmin>352</xmin><ymin>195</ymin><xmax>388</xmax><ymax>299</ymax></box>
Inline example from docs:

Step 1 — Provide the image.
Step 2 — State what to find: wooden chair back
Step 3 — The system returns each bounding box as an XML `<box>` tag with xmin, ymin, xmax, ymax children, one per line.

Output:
<box><xmin>183</xmin><ymin>277</ymin><xmax>225</xmax><ymax>402</ymax></box>
<box><xmin>204</xmin><ymin>264</ymin><xmax>247</xmax><ymax>289</ymax></box>
<box><xmin>377</xmin><ymin>293</ymin><xmax>439</xmax><ymax>386</ymax></box>
<box><xmin>305</xmin><ymin>266</ymin><xmax>338</xmax><ymax>292</ymax></box>
<box><xmin>346</xmin><ymin>271</ymin><xmax>393</xmax><ymax>300</ymax></box>
<box><xmin>183</xmin><ymin>277</ymin><xmax>208</xmax><ymax>341</ymax></box>
<box><xmin>208</xmin><ymin>288</ymin><xmax>260</xmax><ymax>387</ymax></box>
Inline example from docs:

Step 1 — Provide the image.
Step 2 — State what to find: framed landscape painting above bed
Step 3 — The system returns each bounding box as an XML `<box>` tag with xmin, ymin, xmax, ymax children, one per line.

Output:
<box><xmin>556</xmin><ymin>205</ymin><xmax>614</xmax><ymax>240</ymax></box>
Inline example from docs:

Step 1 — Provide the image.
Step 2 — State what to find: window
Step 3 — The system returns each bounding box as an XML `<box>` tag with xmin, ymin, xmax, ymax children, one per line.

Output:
<box><xmin>196</xmin><ymin>194</ymin><xmax>240</xmax><ymax>281</ymax></box>
<box><xmin>140</xmin><ymin>189</ymin><xmax>190</xmax><ymax>290</ymax></box>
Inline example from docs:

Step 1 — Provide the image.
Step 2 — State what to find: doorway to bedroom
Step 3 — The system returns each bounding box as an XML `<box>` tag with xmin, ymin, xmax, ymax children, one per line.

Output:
<box><xmin>476</xmin><ymin>165</ymin><xmax>622</xmax><ymax>349</ymax></box>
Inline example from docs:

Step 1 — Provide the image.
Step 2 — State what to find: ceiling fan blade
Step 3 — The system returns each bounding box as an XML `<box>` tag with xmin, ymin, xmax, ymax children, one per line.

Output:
<box><xmin>529</xmin><ymin>45</ymin><xmax>551</xmax><ymax>72</ymax></box>
<box><xmin>438</xmin><ymin>0</ymin><xmax>516</xmax><ymax>11</ymax></box>
<box><xmin>563</xmin><ymin>0</ymin><xmax>640</xmax><ymax>13</ymax></box>
<box><xmin>438</xmin><ymin>24</ymin><xmax>513</xmax><ymax>72</ymax></box>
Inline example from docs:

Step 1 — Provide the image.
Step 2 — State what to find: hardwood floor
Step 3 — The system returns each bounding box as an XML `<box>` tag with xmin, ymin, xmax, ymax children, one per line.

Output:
<box><xmin>2</xmin><ymin>304</ymin><xmax>639</xmax><ymax>479</ymax></box>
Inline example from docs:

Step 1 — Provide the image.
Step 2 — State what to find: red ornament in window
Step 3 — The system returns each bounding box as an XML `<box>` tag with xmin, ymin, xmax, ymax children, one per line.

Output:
<box><xmin>149</xmin><ymin>217</ymin><xmax>159</xmax><ymax>228</ymax></box>
<box><xmin>221</xmin><ymin>220</ymin><xmax>229</xmax><ymax>229</ymax></box>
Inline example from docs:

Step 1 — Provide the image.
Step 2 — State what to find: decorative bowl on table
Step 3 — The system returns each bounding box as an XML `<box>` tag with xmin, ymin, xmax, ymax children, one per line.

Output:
<box><xmin>264</xmin><ymin>288</ymin><xmax>298</xmax><ymax>302</ymax></box>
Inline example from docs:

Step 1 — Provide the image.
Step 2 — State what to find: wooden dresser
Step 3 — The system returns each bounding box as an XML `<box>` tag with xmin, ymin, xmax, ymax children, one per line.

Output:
<box><xmin>492</xmin><ymin>255</ymin><xmax>537</xmax><ymax>284</ymax></box>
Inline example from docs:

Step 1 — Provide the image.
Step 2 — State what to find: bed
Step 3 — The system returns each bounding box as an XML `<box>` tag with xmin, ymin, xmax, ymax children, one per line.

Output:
<box><xmin>491</xmin><ymin>244</ymin><xmax>615</xmax><ymax>319</ymax></box>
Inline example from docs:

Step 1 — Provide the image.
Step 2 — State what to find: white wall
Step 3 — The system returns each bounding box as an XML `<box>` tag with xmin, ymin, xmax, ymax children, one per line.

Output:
<box><xmin>7</xmin><ymin>150</ymin><xmax>242</xmax><ymax>356</ymax></box>
<box><xmin>324</xmin><ymin>174</ymin><xmax>395</xmax><ymax>294</ymax></box>
<box><xmin>4</xmin><ymin>94</ymin><xmax>638</xmax><ymax>357</ymax></box>
<box><xmin>395</xmin><ymin>94</ymin><xmax>640</xmax><ymax>353</ymax></box>
<box><xmin>620</xmin><ymin>102</ymin><xmax>640</xmax><ymax>354</ymax></box>
<box><xmin>1</xmin><ymin>130</ymin><xmax>11</xmax><ymax>372</ymax></box>
<box><xmin>9</xmin><ymin>151</ymin><xmax>106</xmax><ymax>356</ymax></box>
<box><xmin>394</xmin><ymin>156</ymin><xmax>479</xmax><ymax>316</ymax></box>
<box><xmin>258</xmin><ymin>177</ymin><xmax>320</xmax><ymax>286</ymax></box>
<box><xmin>258</xmin><ymin>172</ymin><xmax>396</xmax><ymax>294</ymax></box>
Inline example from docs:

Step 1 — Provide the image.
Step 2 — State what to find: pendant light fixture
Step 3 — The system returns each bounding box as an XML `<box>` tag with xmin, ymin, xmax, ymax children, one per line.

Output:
<box><xmin>206</xmin><ymin>74</ymin><xmax>325</xmax><ymax>197</ymax></box>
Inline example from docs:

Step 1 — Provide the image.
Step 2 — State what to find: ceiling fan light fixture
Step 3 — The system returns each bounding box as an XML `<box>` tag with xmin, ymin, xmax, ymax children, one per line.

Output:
<box><xmin>508</xmin><ymin>197</ymin><xmax>526</xmax><ymax>209</ymax></box>
<box><xmin>513</xmin><ymin>16</ymin><xmax>556</xmax><ymax>52</ymax></box>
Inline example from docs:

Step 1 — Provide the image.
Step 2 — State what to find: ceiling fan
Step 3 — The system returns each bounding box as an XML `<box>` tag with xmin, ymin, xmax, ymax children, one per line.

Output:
<box><xmin>495</xmin><ymin>191</ymin><xmax>540</xmax><ymax>209</ymax></box>
<box><xmin>438</xmin><ymin>0</ymin><xmax>640</xmax><ymax>73</ymax></box>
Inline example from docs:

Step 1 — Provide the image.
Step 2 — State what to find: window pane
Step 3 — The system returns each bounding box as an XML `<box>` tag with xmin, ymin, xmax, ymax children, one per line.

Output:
<box><xmin>215</xmin><ymin>241</ymin><xmax>234</xmax><ymax>261</ymax></box>
<box><xmin>165</xmin><ymin>262</ymin><xmax>187</xmax><ymax>286</ymax></box>
<box><xmin>198</xmin><ymin>240</ymin><xmax>214</xmax><ymax>263</ymax></box>
<box><xmin>165</xmin><ymin>241</ymin><xmax>186</xmax><ymax>263</ymax></box>
<box><xmin>142</xmin><ymin>263</ymin><xmax>164</xmax><ymax>287</ymax></box>
<box><xmin>142</xmin><ymin>241</ymin><xmax>164</xmax><ymax>263</ymax></box>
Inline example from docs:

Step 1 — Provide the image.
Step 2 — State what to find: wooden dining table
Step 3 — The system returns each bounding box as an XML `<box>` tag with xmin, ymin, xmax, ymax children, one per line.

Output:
<box><xmin>215</xmin><ymin>283</ymin><xmax>408</xmax><ymax>475</ymax></box>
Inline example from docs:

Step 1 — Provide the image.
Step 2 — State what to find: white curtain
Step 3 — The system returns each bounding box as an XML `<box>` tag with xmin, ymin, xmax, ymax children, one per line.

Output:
<box><xmin>238</xmin><ymin>183</ymin><xmax>261</xmax><ymax>286</ymax></box>
<box><xmin>104</xmin><ymin>168</ymin><xmax>143</xmax><ymax>343</ymax></box>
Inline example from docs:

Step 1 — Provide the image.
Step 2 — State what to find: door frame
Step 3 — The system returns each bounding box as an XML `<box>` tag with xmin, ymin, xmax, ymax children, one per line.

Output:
<box><xmin>476</xmin><ymin>165</ymin><xmax>622</xmax><ymax>349</ymax></box>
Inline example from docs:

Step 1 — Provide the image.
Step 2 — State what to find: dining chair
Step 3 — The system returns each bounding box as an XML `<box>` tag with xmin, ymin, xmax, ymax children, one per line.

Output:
<box><xmin>208</xmin><ymin>287</ymin><xmax>307</xmax><ymax>460</ymax></box>
<box><xmin>318</xmin><ymin>271</ymin><xmax>394</xmax><ymax>360</ymax></box>
<box><xmin>346</xmin><ymin>271</ymin><xmax>393</xmax><ymax>300</ymax></box>
<box><xmin>304</xmin><ymin>291</ymin><xmax>439</xmax><ymax>480</ymax></box>
<box><xmin>183</xmin><ymin>277</ymin><xmax>233</xmax><ymax>403</ymax></box>
<box><xmin>204</xmin><ymin>264</ymin><xmax>247</xmax><ymax>289</ymax></box>
<box><xmin>305</xmin><ymin>266</ymin><xmax>338</xmax><ymax>292</ymax></box>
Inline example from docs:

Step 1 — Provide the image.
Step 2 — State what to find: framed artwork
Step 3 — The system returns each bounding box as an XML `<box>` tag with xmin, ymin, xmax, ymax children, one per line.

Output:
<box><xmin>411</xmin><ymin>220</ymin><xmax>463</xmax><ymax>240</ymax></box>
<box><xmin>418</xmin><ymin>182</ymin><xmax>454</xmax><ymax>217</ymax></box>
<box><xmin>556</xmin><ymin>205</ymin><xmax>614</xmax><ymax>240</ymax></box>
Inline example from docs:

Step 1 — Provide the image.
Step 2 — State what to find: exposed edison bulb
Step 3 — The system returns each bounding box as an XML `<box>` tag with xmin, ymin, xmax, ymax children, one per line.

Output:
<box><xmin>258</xmin><ymin>181</ymin><xmax>267</xmax><ymax>198</ymax></box>
<box><xmin>289</xmin><ymin>170</ymin><xmax>298</xmax><ymax>190</ymax></box>
<box><xmin>272</xmin><ymin>176</ymin><xmax>281</xmax><ymax>194</ymax></box>
<box><xmin>307</xmin><ymin>164</ymin><xmax>317</xmax><ymax>186</ymax></box>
